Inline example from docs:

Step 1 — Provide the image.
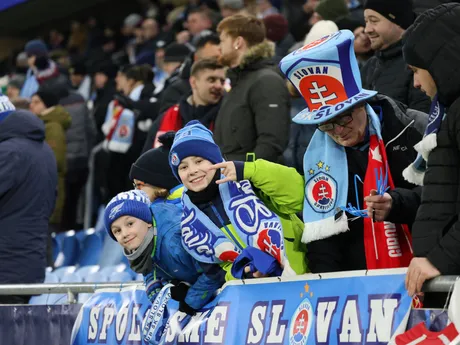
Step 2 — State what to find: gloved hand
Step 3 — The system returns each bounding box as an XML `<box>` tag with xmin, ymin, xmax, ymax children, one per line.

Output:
<box><xmin>114</xmin><ymin>93</ymin><xmax>135</xmax><ymax>110</ymax></box>
<box><xmin>170</xmin><ymin>282</ymin><xmax>190</xmax><ymax>302</ymax></box>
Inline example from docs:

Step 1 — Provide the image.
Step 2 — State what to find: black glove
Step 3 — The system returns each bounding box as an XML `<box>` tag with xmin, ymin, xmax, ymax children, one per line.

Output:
<box><xmin>114</xmin><ymin>93</ymin><xmax>135</xmax><ymax>110</ymax></box>
<box><xmin>170</xmin><ymin>282</ymin><xmax>190</xmax><ymax>302</ymax></box>
<box><xmin>179</xmin><ymin>300</ymin><xmax>197</xmax><ymax>316</ymax></box>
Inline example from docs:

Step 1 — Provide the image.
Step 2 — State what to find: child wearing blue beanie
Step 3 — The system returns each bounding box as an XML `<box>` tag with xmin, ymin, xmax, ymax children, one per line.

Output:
<box><xmin>169</xmin><ymin>120</ymin><xmax>307</xmax><ymax>291</ymax></box>
<box><xmin>104</xmin><ymin>189</ymin><xmax>224</xmax><ymax>320</ymax></box>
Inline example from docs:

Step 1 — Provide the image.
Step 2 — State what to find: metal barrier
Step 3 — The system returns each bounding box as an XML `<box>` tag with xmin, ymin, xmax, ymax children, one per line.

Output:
<box><xmin>0</xmin><ymin>275</ymin><xmax>456</xmax><ymax>304</ymax></box>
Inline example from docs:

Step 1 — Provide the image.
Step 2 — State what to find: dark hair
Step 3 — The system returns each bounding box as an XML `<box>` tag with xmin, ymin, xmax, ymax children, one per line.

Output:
<box><xmin>188</xmin><ymin>8</ymin><xmax>213</xmax><ymax>21</ymax></box>
<box><xmin>190</xmin><ymin>57</ymin><xmax>224</xmax><ymax>77</ymax></box>
<box><xmin>217</xmin><ymin>15</ymin><xmax>266</xmax><ymax>47</ymax></box>
<box><xmin>125</xmin><ymin>64</ymin><xmax>154</xmax><ymax>84</ymax></box>
<box><xmin>195</xmin><ymin>33</ymin><xmax>220</xmax><ymax>51</ymax></box>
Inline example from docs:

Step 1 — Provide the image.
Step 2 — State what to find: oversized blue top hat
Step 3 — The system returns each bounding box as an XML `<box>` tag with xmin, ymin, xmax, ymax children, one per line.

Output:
<box><xmin>279</xmin><ymin>30</ymin><xmax>377</xmax><ymax>125</ymax></box>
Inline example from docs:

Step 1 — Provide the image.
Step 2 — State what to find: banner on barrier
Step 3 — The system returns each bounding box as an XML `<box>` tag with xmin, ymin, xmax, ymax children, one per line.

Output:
<box><xmin>70</xmin><ymin>270</ymin><xmax>412</xmax><ymax>345</ymax></box>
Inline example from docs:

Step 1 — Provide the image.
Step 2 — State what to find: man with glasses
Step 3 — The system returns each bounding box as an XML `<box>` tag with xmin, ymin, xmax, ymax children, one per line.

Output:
<box><xmin>276</xmin><ymin>29</ymin><xmax>428</xmax><ymax>273</ymax></box>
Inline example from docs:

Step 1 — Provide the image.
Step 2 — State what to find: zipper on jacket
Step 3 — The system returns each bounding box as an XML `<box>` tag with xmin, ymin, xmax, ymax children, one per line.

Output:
<box><xmin>210</xmin><ymin>202</ymin><xmax>245</xmax><ymax>251</ymax></box>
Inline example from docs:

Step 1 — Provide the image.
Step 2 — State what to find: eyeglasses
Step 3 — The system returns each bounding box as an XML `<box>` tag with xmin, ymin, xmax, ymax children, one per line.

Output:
<box><xmin>133</xmin><ymin>182</ymin><xmax>144</xmax><ymax>189</ymax></box>
<box><xmin>317</xmin><ymin>113</ymin><xmax>353</xmax><ymax>132</ymax></box>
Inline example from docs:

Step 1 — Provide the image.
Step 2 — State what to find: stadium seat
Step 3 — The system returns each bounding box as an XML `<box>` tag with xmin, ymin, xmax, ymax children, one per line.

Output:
<box><xmin>98</xmin><ymin>235</ymin><xmax>124</xmax><ymax>268</ymax></box>
<box><xmin>109</xmin><ymin>271</ymin><xmax>133</xmax><ymax>283</ymax></box>
<box><xmin>77</xmin><ymin>230</ymin><xmax>103</xmax><ymax>266</ymax></box>
<box><xmin>94</xmin><ymin>205</ymin><xmax>106</xmax><ymax>233</ymax></box>
<box><xmin>75</xmin><ymin>265</ymin><xmax>100</xmax><ymax>282</ymax></box>
<box><xmin>136</xmin><ymin>274</ymin><xmax>144</xmax><ymax>281</ymax></box>
<box><xmin>53</xmin><ymin>266</ymin><xmax>77</xmax><ymax>281</ymax></box>
<box><xmin>58</xmin><ymin>231</ymin><xmax>80</xmax><ymax>267</ymax></box>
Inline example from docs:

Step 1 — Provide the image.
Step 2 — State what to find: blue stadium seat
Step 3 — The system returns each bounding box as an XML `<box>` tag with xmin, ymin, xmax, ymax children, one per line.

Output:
<box><xmin>77</xmin><ymin>230</ymin><xmax>103</xmax><ymax>266</ymax></box>
<box><xmin>58</xmin><ymin>231</ymin><xmax>80</xmax><ymax>267</ymax></box>
<box><xmin>94</xmin><ymin>205</ymin><xmax>106</xmax><ymax>233</ymax></box>
<box><xmin>108</xmin><ymin>271</ymin><xmax>133</xmax><ymax>283</ymax></box>
<box><xmin>53</xmin><ymin>266</ymin><xmax>77</xmax><ymax>281</ymax></box>
<box><xmin>98</xmin><ymin>235</ymin><xmax>124</xmax><ymax>268</ymax></box>
<box><xmin>75</xmin><ymin>265</ymin><xmax>100</xmax><ymax>282</ymax></box>
<box><xmin>99</xmin><ymin>264</ymin><xmax>127</xmax><ymax>276</ymax></box>
<box><xmin>136</xmin><ymin>274</ymin><xmax>144</xmax><ymax>281</ymax></box>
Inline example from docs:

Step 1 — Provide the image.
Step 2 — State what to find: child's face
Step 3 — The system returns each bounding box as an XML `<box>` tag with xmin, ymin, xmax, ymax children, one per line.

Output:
<box><xmin>111</xmin><ymin>215</ymin><xmax>151</xmax><ymax>251</ymax></box>
<box><xmin>178</xmin><ymin>156</ymin><xmax>215</xmax><ymax>192</ymax></box>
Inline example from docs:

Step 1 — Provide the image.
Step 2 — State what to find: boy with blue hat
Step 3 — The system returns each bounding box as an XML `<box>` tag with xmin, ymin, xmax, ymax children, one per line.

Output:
<box><xmin>218</xmin><ymin>30</ymin><xmax>427</xmax><ymax>273</ymax></box>
<box><xmin>169</xmin><ymin>120</ymin><xmax>307</xmax><ymax>284</ymax></box>
<box><xmin>104</xmin><ymin>189</ymin><xmax>224</xmax><ymax>327</ymax></box>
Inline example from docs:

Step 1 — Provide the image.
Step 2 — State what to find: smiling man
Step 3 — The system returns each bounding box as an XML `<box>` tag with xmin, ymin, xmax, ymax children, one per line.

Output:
<box><xmin>278</xmin><ymin>29</ymin><xmax>428</xmax><ymax>273</ymax></box>
<box><xmin>360</xmin><ymin>0</ymin><xmax>431</xmax><ymax>113</ymax></box>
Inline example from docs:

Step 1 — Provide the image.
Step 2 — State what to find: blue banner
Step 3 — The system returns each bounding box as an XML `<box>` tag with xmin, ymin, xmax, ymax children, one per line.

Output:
<box><xmin>71</xmin><ymin>270</ymin><xmax>412</xmax><ymax>345</ymax></box>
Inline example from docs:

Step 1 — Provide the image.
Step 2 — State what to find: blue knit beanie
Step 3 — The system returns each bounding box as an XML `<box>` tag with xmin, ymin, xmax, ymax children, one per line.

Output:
<box><xmin>24</xmin><ymin>39</ymin><xmax>48</xmax><ymax>58</ymax></box>
<box><xmin>169</xmin><ymin>120</ymin><xmax>224</xmax><ymax>181</ymax></box>
<box><xmin>104</xmin><ymin>190</ymin><xmax>152</xmax><ymax>241</ymax></box>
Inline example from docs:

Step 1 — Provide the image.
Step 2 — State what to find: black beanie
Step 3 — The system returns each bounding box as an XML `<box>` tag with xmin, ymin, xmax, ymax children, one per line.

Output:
<box><xmin>364</xmin><ymin>0</ymin><xmax>415</xmax><ymax>30</ymax></box>
<box><xmin>164</xmin><ymin>43</ymin><xmax>192</xmax><ymax>63</ymax></box>
<box><xmin>129</xmin><ymin>132</ymin><xmax>179</xmax><ymax>191</ymax></box>
<box><xmin>35</xmin><ymin>90</ymin><xmax>59</xmax><ymax>108</ymax></box>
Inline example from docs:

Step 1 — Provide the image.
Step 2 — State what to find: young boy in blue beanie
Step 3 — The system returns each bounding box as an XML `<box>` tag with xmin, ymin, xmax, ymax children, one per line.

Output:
<box><xmin>104</xmin><ymin>189</ymin><xmax>225</xmax><ymax>317</ymax></box>
<box><xmin>169</xmin><ymin>120</ymin><xmax>307</xmax><ymax>283</ymax></box>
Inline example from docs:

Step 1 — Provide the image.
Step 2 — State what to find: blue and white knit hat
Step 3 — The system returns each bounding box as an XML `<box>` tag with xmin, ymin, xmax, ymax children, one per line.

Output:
<box><xmin>0</xmin><ymin>92</ymin><xmax>16</xmax><ymax>123</ymax></box>
<box><xmin>104</xmin><ymin>189</ymin><xmax>152</xmax><ymax>241</ymax></box>
<box><xmin>169</xmin><ymin>120</ymin><xmax>224</xmax><ymax>181</ymax></box>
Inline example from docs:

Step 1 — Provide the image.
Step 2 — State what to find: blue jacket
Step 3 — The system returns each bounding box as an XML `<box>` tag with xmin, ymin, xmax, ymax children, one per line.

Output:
<box><xmin>0</xmin><ymin>110</ymin><xmax>57</xmax><ymax>284</ymax></box>
<box><xmin>20</xmin><ymin>69</ymin><xmax>39</xmax><ymax>99</ymax></box>
<box><xmin>144</xmin><ymin>199</ymin><xmax>224</xmax><ymax>310</ymax></box>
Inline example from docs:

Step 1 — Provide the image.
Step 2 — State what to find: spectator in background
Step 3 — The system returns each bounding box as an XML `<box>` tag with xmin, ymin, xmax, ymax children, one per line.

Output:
<box><xmin>219</xmin><ymin>0</ymin><xmax>246</xmax><ymax>18</ymax></box>
<box><xmin>158</xmin><ymin>33</ymin><xmax>221</xmax><ymax>114</ymax></box>
<box><xmin>178</xmin><ymin>8</ymin><xmax>214</xmax><ymax>45</ymax></box>
<box><xmin>263</xmin><ymin>14</ymin><xmax>295</xmax><ymax>60</ymax></box>
<box><xmin>69</xmin><ymin>62</ymin><xmax>92</xmax><ymax>101</ymax></box>
<box><xmin>256</xmin><ymin>0</ymin><xmax>279</xmax><ymax>18</ymax></box>
<box><xmin>67</xmin><ymin>21</ymin><xmax>88</xmax><ymax>56</ymax></box>
<box><xmin>144</xmin><ymin>58</ymin><xmax>225</xmax><ymax>151</ymax></box>
<box><xmin>20</xmin><ymin>39</ymin><xmax>47</xmax><ymax>99</ymax></box>
<box><xmin>402</xmin><ymin>3</ymin><xmax>460</xmax><ymax>298</ymax></box>
<box><xmin>310</xmin><ymin>0</ymin><xmax>349</xmax><ymax>26</ymax></box>
<box><xmin>92</xmin><ymin>62</ymin><xmax>118</xmax><ymax>142</ymax></box>
<box><xmin>215</xmin><ymin>15</ymin><xmax>290</xmax><ymax>162</ymax></box>
<box><xmin>121</xmin><ymin>13</ymin><xmax>143</xmax><ymax>46</ymax></box>
<box><xmin>48</xmin><ymin>29</ymin><xmax>66</xmax><ymax>51</ymax></box>
<box><xmin>335</xmin><ymin>16</ymin><xmax>373</xmax><ymax>67</ymax></box>
<box><xmin>136</xmin><ymin>18</ymin><xmax>161</xmax><ymax>65</ymax></box>
<box><xmin>0</xmin><ymin>93</ymin><xmax>57</xmax><ymax>304</ymax></box>
<box><xmin>6</xmin><ymin>76</ymin><xmax>24</xmax><ymax>101</ymax></box>
<box><xmin>29</xmin><ymin>91</ymin><xmax>71</xmax><ymax>233</ymax></box>
<box><xmin>361</xmin><ymin>0</ymin><xmax>431</xmax><ymax>113</ymax></box>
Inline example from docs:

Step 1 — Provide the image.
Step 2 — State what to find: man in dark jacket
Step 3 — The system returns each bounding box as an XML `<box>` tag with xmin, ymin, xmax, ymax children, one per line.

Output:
<box><xmin>402</xmin><ymin>4</ymin><xmax>460</xmax><ymax>297</ymax></box>
<box><xmin>143</xmin><ymin>58</ymin><xmax>225</xmax><ymax>152</ymax></box>
<box><xmin>0</xmin><ymin>95</ymin><xmax>57</xmax><ymax>304</ymax></box>
<box><xmin>215</xmin><ymin>15</ymin><xmax>290</xmax><ymax>162</ymax></box>
<box><xmin>361</xmin><ymin>0</ymin><xmax>431</xmax><ymax>113</ymax></box>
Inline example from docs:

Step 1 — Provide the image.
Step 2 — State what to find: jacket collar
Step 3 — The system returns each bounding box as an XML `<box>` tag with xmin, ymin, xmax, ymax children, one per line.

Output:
<box><xmin>377</xmin><ymin>39</ymin><xmax>403</xmax><ymax>60</ymax></box>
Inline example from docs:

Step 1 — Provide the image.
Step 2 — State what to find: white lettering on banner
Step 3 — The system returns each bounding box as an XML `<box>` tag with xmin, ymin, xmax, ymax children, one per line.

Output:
<box><xmin>338</xmin><ymin>297</ymin><xmax>362</xmax><ymax>344</ymax></box>
<box><xmin>165</xmin><ymin>311</ymin><xmax>189</xmax><ymax>343</ymax></box>
<box><xmin>181</xmin><ymin>210</ymin><xmax>214</xmax><ymax>256</ymax></box>
<box><xmin>115</xmin><ymin>302</ymin><xmax>130</xmax><ymax>342</ymax></box>
<box><xmin>366</xmin><ymin>297</ymin><xmax>399</xmax><ymax>343</ymax></box>
<box><xmin>384</xmin><ymin>222</ymin><xmax>402</xmax><ymax>257</ymax></box>
<box><xmin>315</xmin><ymin>298</ymin><xmax>338</xmax><ymax>343</ymax></box>
<box><xmin>178</xmin><ymin>310</ymin><xmax>212</xmax><ymax>344</ymax></box>
<box><xmin>266</xmin><ymin>301</ymin><xmax>288</xmax><ymax>343</ymax></box>
<box><xmin>128</xmin><ymin>304</ymin><xmax>142</xmax><ymax>341</ymax></box>
<box><xmin>204</xmin><ymin>304</ymin><xmax>229</xmax><ymax>344</ymax></box>
<box><xmin>88</xmin><ymin>305</ymin><xmax>100</xmax><ymax>341</ymax></box>
<box><xmin>246</xmin><ymin>302</ymin><xmax>268</xmax><ymax>344</ymax></box>
<box><xmin>99</xmin><ymin>304</ymin><xmax>115</xmax><ymax>341</ymax></box>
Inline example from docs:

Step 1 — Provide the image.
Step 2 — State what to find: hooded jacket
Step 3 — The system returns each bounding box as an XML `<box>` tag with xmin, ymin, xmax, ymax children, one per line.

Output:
<box><xmin>404</xmin><ymin>3</ymin><xmax>460</xmax><ymax>274</ymax></box>
<box><xmin>39</xmin><ymin>105</ymin><xmax>72</xmax><ymax>224</ymax></box>
<box><xmin>214</xmin><ymin>41</ymin><xmax>291</xmax><ymax>163</ymax></box>
<box><xmin>0</xmin><ymin>110</ymin><xmax>57</xmax><ymax>284</ymax></box>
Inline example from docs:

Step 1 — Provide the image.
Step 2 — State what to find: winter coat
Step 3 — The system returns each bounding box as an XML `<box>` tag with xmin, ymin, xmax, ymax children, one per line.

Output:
<box><xmin>361</xmin><ymin>40</ymin><xmax>431</xmax><ymax>113</ymax></box>
<box><xmin>0</xmin><ymin>110</ymin><xmax>57</xmax><ymax>284</ymax></box>
<box><xmin>407</xmin><ymin>3</ymin><xmax>460</xmax><ymax>274</ymax></box>
<box><xmin>214</xmin><ymin>41</ymin><xmax>291</xmax><ymax>163</ymax></box>
<box><xmin>39</xmin><ymin>106</ymin><xmax>72</xmax><ymax>224</ymax></box>
<box><xmin>143</xmin><ymin>200</ymin><xmax>224</xmax><ymax>310</ymax></box>
<box><xmin>241</xmin><ymin>100</ymin><xmax>427</xmax><ymax>272</ymax></box>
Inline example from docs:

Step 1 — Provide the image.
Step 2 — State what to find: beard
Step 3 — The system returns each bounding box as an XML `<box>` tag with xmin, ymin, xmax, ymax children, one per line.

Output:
<box><xmin>218</xmin><ymin>50</ymin><xmax>239</xmax><ymax>68</ymax></box>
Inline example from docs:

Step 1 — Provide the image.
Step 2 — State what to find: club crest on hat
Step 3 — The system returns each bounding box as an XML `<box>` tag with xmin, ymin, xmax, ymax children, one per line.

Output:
<box><xmin>305</xmin><ymin>161</ymin><xmax>337</xmax><ymax>213</ymax></box>
<box><xmin>109</xmin><ymin>202</ymin><xmax>125</xmax><ymax>220</ymax></box>
<box><xmin>170</xmin><ymin>152</ymin><xmax>180</xmax><ymax>166</ymax></box>
<box><xmin>279</xmin><ymin>30</ymin><xmax>377</xmax><ymax>125</ymax></box>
